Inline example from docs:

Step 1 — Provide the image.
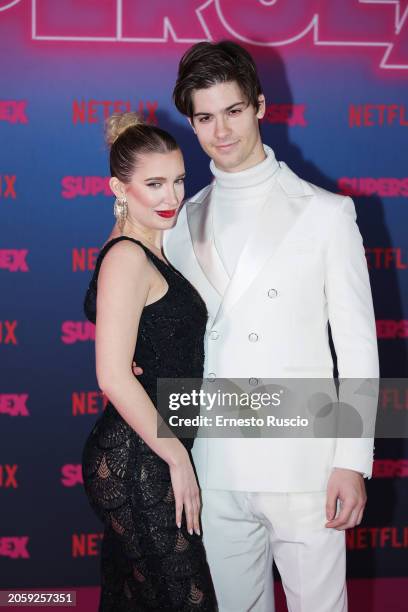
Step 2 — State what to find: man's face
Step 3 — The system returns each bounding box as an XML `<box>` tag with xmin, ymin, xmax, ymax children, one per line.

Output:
<box><xmin>190</xmin><ymin>80</ymin><xmax>265</xmax><ymax>173</ymax></box>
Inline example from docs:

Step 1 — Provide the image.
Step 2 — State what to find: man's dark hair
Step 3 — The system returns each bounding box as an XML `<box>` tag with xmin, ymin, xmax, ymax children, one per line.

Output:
<box><xmin>173</xmin><ymin>40</ymin><xmax>263</xmax><ymax>120</ymax></box>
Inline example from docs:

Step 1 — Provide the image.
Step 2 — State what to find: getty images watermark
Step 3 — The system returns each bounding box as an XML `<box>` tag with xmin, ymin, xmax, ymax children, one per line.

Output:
<box><xmin>167</xmin><ymin>387</ymin><xmax>309</xmax><ymax>429</ymax></box>
<box><xmin>155</xmin><ymin>377</ymin><xmax>408</xmax><ymax>439</ymax></box>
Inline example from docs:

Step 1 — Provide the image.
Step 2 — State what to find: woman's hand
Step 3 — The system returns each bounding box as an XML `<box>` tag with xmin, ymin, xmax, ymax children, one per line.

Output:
<box><xmin>169</xmin><ymin>449</ymin><xmax>201</xmax><ymax>536</ymax></box>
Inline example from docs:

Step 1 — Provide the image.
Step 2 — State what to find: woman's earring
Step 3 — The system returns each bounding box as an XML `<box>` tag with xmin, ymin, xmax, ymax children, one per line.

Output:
<box><xmin>113</xmin><ymin>197</ymin><xmax>128</xmax><ymax>233</ymax></box>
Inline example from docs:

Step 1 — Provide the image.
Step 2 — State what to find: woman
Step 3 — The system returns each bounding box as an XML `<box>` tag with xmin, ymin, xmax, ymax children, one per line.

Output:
<box><xmin>82</xmin><ymin>112</ymin><xmax>217</xmax><ymax>611</ymax></box>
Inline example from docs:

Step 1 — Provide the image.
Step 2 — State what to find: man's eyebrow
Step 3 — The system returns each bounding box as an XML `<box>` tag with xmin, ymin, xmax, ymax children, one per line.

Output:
<box><xmin>192</xmin><ymin>101</ymin><xmax>246</xmax><ymax>118</ymax></box>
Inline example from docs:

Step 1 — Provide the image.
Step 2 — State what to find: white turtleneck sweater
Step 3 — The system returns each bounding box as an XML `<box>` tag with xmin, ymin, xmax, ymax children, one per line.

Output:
<box><xmin>210</xmin><ymin>144</ymin><xmax>280</xmax><ymax>278</ymax></box>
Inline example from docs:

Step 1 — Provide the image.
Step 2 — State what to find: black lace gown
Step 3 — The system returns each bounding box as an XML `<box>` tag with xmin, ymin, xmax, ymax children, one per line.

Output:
<box><xmin>82</xmin><ymin>237</ymin><xmax>217</xmax><ymax>611</ymax></box>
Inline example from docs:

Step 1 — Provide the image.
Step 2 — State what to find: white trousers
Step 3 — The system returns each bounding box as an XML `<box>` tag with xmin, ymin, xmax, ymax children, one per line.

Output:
<box><xmin>201</xmin><ymin>490</ymin><xmax>347</xmax><ymax>612</ymax></box>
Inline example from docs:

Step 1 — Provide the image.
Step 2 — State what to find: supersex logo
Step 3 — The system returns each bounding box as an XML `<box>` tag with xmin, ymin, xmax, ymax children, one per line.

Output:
<box><xmin>1</xmin><ymin>1</ymin><xmax>407</xmax><ymax>70</ymax></box>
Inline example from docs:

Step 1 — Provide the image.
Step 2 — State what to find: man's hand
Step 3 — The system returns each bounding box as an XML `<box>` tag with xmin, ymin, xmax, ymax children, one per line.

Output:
<box><xmin>131</xmin><ymin>361</ymin><xmax>143</xmax><ymax>376</ymax></box>
<box><xmin>325</xmin><ymin>467</ymin><xmax>367</xmax><ymax>530</ymax></box>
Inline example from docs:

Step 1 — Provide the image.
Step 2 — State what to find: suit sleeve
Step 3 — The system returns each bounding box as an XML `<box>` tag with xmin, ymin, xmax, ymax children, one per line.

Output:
<box><xmin>324</xmin><ymin>196</ymin><xmax>379</xmax><ymax>478</ymax></box>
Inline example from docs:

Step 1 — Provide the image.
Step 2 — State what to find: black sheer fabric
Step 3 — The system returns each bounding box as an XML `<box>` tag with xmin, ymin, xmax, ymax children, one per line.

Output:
<box><xmin>82</xmin><ymin>237</ymin><xmax>217</xmax><ymax>611</ymax></box>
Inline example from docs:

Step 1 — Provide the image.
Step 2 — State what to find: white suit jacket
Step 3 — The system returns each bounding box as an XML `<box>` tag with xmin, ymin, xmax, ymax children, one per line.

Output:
<box><xmin>163</xmin><ymin>161</ymin><xmax>379</xmax><ymax>492</ymax></box>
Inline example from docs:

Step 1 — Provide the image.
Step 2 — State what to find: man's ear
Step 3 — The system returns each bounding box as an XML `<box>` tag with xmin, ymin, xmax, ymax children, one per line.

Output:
<box><xmin>109</xmin><ymin>177</ymin><xmax>126</xmax><ymax>200</ymax></box>
<box><xmin>187</xmin><ymin>117</ymin><xmax>197</xmax><ymax>134</ymax></box>
<box><xmin>256</xmin><ymin>94</ymin><xmax>266</xmax><ymax>120</ymax></box>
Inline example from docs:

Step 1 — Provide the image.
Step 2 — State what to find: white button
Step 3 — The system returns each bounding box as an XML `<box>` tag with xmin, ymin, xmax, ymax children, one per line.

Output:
<box><xmin>207</xmin><ymin>372</ymin><xmax>216</xmax><ymax>381</ymax></box>
<box><xmin>268</xmin><ymin>288</ymin><xmax>278</xmax><ymax>298</ymax></box>
<box><xmin>210</xmin><ymin>331</ymin><xmax>219</xmax><ymax>340</ymax></box>
<box><xmin>249</xmin><ymin>377</ymin><xmax>258</xmax><ymax>386</ymax></box>
<box><xmin>248</xmin><ymin>333</ymin><xmax>258</xmax><ymax>342</ymax></box>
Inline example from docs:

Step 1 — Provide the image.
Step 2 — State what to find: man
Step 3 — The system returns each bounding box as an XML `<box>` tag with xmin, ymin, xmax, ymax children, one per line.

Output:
<box><xmin>163</xmin><ymin>41</ymin><xmax>379</xmax><ymax>611</ymax></box>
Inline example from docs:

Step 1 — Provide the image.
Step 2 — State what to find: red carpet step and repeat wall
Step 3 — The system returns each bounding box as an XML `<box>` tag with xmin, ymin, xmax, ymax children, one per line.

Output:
<box><xmin>1</xmin><ymin>0</ymin><xmax>408</xmax><ymax>607</ymax></box>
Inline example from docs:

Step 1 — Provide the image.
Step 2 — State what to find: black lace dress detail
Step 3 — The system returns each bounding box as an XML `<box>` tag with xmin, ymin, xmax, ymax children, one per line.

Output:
<box><xmin>82</xmin><ymin>237</ymin><xmax>217</xmax><ymax>611</ymax></box>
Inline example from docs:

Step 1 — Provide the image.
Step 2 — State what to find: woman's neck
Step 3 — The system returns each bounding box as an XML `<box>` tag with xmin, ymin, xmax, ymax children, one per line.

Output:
<box><xmin>110</xmin><ymin>220</ymin><xmax>163</xmax><ymax>252</ymax></box>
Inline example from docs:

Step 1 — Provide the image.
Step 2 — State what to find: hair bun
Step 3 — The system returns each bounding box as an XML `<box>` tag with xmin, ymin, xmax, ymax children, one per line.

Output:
<box><xmin>105</xmin><ymin>112</ymin><xmax>144</xmax><ymax>146</ymax></box>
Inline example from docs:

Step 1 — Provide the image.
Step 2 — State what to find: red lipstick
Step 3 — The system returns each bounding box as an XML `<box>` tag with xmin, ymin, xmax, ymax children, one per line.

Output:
<box><xmin>156</xmin><ymin>209</ymin><xmax>177</xmax><ymax>218</ymax></box>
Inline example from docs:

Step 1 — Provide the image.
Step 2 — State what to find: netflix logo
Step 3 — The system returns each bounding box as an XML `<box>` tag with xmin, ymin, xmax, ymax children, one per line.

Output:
<box><xmin>0</xmin><ymin>175</ymin><xmax>17</xmax><ymax>199</ymax></box>
<box><xmin>349</xmin><ymin>105</ymin><xmax>408</xmax><ymax>127</ymax></box>
<box><xmin>0</xmin><ymin>464</ymin><xmax>18</xmax><ymax>488</ymax></box>
<box><xmin>376</xmin><ymin>320</ymin><xmax>408</xmax><ymax>339</ymax></box>
<box><xmin>72</xmin><ymin>391</ymin><xmax>107</xmax><ymax>416</ymax></box>
<box><xmin>380</xmin><ymin>386</ymin><xmax>408</xmax><ymax>411</ymax></box>
<box><xmin>365</xmin><ymin>248</ymin><xmax>408</xmax><ymax>269</ymax></box>
<box><xmin>72</xmin><ymin>248</ymin><xmax>99</xmax><ymax>272</ymax></box>
<box><xmin>0</xmin><ymin>101</ymin><xmax>28</xmax><ymax>124</ymax></box>
<box><xmin>373</xmin><ymin>460</ymin><xmax>408</xmax><ymax>478</ymax></box>
<box><xmin>72</xmin><ymin>533</ymin><xmax>103</xmax><ymax>558</ymax></box>
<box><xmin>73</xmin><ymin>100</ymin><xmax>158</xmax><ymax>125</ymax></box>
<box><xmin>0</xmin><ymin>321</ymin><xmax>18</xmax><ymax>345</ymax></box>
<box><xmin>347</xmin><ymin>526</ymin><xmax>408</xmax><ymax>549</ymax></box>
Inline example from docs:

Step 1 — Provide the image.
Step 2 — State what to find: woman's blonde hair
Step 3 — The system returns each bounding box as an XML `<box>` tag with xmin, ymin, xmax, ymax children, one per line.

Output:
<box><xmin>105</xmin><ymin>112</ymin><xmax>179</xmax><ymax>183</ymax></box>
<box><xmin>105</xmin><ymin>112</ymin><xmax>144</xmax><ymax>146</ymax></box>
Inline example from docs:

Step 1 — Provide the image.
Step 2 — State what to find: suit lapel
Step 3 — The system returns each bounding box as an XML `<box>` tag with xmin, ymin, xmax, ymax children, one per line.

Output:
<box><xmin>186</xmin><ymin>186</ymin><xmax>230</xmax><ymax>296</ymax></box>
<box><xmin>213</xmin><ymin>163</ymin><xmax>314</xmax><ymax>326</ymax></box>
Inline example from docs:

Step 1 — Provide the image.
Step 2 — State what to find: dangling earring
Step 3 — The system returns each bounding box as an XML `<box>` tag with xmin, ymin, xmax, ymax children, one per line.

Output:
<box><xmin>113</xmin><ymin>197</ymin><xmax>128</xmax><ymax>234</ymax></box>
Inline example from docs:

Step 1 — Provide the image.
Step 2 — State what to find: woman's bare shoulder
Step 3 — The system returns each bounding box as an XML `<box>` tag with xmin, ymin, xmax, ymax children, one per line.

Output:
<box><xmin>98</xmin><ymin>239</ymin><xmax>150</xmax><ymax>287</ymax></box>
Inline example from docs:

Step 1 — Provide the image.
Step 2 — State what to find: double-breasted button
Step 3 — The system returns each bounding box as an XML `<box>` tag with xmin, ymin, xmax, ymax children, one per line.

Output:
<box><xmin>248</xmin><ymin>333</ymin><xmax>258</xmax><ymax>342</ymax></box>
<box><xmin>207</xmin><ymin>372</ymin><xmax>216</xmax><ymax>381</ymax></box>
<box><xmin>249</xmin><ymin>377</ymin><xmax>258</xmax><ymax>386</ymax></box>
<box><xmin>267</xmin><ymin>288</ymin><xmax>278</xmax><ymax>298</ymax></box>
<box><xmin>210</xmin><ymin>331</ymin><xmax>219</xmax><ymax>340</ymax></box>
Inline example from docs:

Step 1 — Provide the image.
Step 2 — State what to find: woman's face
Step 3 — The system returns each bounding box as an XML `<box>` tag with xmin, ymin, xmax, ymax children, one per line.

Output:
<box><xmin>113</xmin><ymin>148</ymin><xmax>186</xmax><ymax>230</ymax></box>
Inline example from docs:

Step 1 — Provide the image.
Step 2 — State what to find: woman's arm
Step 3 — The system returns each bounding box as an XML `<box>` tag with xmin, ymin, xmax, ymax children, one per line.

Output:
<box><xmin>95</xmin><ymin>240</ymin><xmax>200</xmax><ymax>535</ymax></box>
